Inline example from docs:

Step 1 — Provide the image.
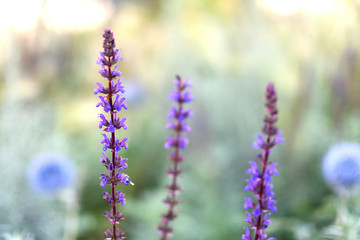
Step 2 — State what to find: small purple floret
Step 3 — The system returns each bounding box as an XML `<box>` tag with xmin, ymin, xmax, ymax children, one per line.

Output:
<box><xmin>243</xmin><ymin>197</ymin><xmax>254</xmax><ymax>210</ymax></box>
<box><xmin>242</xmin><ymin>227</ymin><xmax>252</xmax><ymax>240</ymax></box>
<box><xmin>253</xmin><ymin>135</ymin><xmax>264</xmax><ymax>149</ymax></box>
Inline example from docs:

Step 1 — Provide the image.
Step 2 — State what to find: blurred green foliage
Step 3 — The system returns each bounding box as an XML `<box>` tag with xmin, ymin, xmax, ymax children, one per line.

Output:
<box><xmin>1</xmin><ymin>0</ymin><xmax>360</xmax><ymax>239</ymax></box>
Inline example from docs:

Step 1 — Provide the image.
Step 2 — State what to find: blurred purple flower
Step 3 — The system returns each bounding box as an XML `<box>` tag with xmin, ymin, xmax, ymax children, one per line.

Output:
<box><xmin>158</xmin><ymin>75</ymin><xmax>193</xmax><ymax>240</ymax></box>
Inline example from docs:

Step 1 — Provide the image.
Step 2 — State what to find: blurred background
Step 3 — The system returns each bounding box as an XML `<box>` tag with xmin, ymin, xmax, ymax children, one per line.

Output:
<box><xmin>1</xmin><ymin>0</ymin><xmax>360</xmax><ymax>239</ymax></box>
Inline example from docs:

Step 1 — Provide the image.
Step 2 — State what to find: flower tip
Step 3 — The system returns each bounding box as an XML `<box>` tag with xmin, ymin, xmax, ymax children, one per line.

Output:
<box><xmin>252</xmin><ymin>142</ymin><xmax>260</xmax><ymax>149</ymax></box>
<box><xmin>104</xmin><ymin>28</ymin><xmax>112</xmax><ymax>34</ymax></box>
<box><xmin>267</xmin><ymin>82</ymin><xmax>274</xmax><ymax>90</ymax></box>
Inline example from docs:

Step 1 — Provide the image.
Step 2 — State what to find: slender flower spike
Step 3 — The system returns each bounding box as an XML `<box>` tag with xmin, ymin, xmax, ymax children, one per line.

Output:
<box><xmin>242</xmin><ymin>83</ymin><xmax>283</xmax><ymax>240</ymax></box>
<box><xmin>157</xmin><ymin>75</ymin><xmax>193</xmax><ymax>240</ymax></box>
<box><xmin>95</xmin><ymin>29</ymin><xmax>132</xmax><ymax>240</ymax></box>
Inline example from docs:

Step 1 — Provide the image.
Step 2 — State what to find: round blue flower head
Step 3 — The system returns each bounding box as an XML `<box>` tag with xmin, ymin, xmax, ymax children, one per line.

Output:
<box><xmin>28</xmin><ymin>153</ymin><xmax>75</xmax><ymax>194</ymax></box>
<box><xmin>323</xmin><ymin>143</ymin><xmax>360</xmax><ymax>190</ymax></box>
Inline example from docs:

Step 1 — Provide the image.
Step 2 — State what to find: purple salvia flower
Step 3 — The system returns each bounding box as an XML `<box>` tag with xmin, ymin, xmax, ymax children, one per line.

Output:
<box><xmin>94</xmin><ymin>82</ymin><xmax>108</xmax><ymax>95</ymax></box>
<box><xmin>253</xmin><ymin>135</ymin><xmax>265</xmax><ymax>149</ymax></box>
<box><xmin>164</xmin><ymin>136</ymin><xmax>189</xmax><ymax>150</ymax></box>
<box><xmin>113</xmin><ymin>95</ymin><xmax>128</xmax><ymax>111</ymax></box>
<box><xmin>96</xmin><ymin>95</ymin><xmax>112</xmax><ymax>113</ymax></box>
<box><xmin>158</xmin><ymin>75</ymin><xmax>193</xmax><ymax>240</ymax></box>
<box><xmin>108</xmin><ymin>121</ymin><xmax>116</xmax><ymax>133</ymax></box>
<box><xmin>98</xmin><ymin>114</ymin><xmax>110</xmax><ymax>129</ymax></box>
<box><xmin>243</xmin><ymin>197</ymin><xmax>254</xmax><ymax>209</ymax></box>
<box><xmin>242</xmin><ymin>83</ymin><xmax>283</xmax><ymax>240</ymax></box>
<box><xmin>243</xmin><ymin>227</ymin><xmax>252</xmax><ymax>240</ymax></box>
<box><xmin>95</xmin><ymin>29</ymin><xmax>133</xmax><ymax>240</ymax></box>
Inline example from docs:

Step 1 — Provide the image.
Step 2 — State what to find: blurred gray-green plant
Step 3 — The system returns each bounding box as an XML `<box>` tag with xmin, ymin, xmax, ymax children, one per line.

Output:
<box><xmin>321</xmin><ymin>193</ymin><xmax>360</xmax><ymax>240</ymax></box>
<box><xmin>0</xmin><ymin>35</ymin><xmax>78</xmax><ymax>240</ymax></box>
<box><xmin>321</xmin><ymin>143</ymin><xmax>360</xmax><ymax>240</ymax></box>
<box><xmin>2</xmin><ymin>231</ymin><xmax>34</xmax><ymax>240</ymax></box>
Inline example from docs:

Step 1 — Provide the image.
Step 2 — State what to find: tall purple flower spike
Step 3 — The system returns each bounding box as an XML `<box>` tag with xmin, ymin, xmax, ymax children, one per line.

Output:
<box><xmin>157</xmin><ymin>75</ymin><xmax>193</xmax><ymax>240</ymax></box>
<box><xmin>95</xmin><ymin>29</ymin><xmax>133</xmax><ymax>240</ymax></box>
<box><xmin>242</xmin><ymin>83</ymin><xmax>284</xmax><ymax>240</ymax></box>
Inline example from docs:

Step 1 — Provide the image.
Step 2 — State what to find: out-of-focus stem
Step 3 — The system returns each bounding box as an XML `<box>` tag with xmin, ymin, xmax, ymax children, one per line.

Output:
<box><xmin>254</xmin><ymin>135</ymin><xmax>271</xmax><ymax>240</ymax></box>
<box><xmin>62</xmin><ymin>189</ymin><xmax>79</xmax><ymax>240</ymax></box>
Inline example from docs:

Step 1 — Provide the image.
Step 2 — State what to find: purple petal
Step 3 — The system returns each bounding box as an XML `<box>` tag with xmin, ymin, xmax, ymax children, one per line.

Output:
<box><xmin>244</xmin><ymin>212</ymin><xmax>252</xmax><ymax>223</ymax></box>
<box><xmin>242</xmin><ymin>227</ymin><xmax>252</xmax><ymax>240</ymax></box>
<box><xmin>246</xmin><ymin>161</ymin><xmax>259</xmax><ymax>176</ymax></box>
<box><xmin>169</xmin><ymin>90</ymin><xmax>180</xmax><ymax>101</ymax></box>
<box><xmin>182</xmin><ymin>91</ymin><xmax>193</xmax><ymax>102</ymax></box>
<box><xmin>253</xmin><ymin>134</ymin><xmax>264</xmax><ymax>149</ymax></box>
<box><xmin>274</xmin><ymin>130</ymin><xmax>284</xmax><ymax>144</ymax></box>
<box><xmin>253</xmin><ymin>206</ymin><xmax>261</xmax><ymax>217</ymax></box>
<box><xmin>243</xmin><ymin>197</ymin><xmax>253</xmax><ymax>210</ymax></box>
<box><xmin>164</xmin><ymin>138</ymin><xmax>172</xmax><ymax>149</ymax></box>
<box><xmin>108</xmin><ymin>123</ymin><xmax>115</xmax><ymax>133</ymax></box>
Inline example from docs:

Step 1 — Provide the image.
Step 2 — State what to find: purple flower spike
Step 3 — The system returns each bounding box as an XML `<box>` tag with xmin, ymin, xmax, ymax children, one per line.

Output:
<box><xmin>95</xmin><ymin>29</ymin><xmax>132</xmax><ymax>240</ymax></box>
<box><xmin>242</xmin><ymin>83</ymin><xmax>283</xmax><ymax>240</ymax></box>
<box><xmin>158</xmin><ymin>75</ymin><xmax>193</xmax><ymax>240</ymax></box>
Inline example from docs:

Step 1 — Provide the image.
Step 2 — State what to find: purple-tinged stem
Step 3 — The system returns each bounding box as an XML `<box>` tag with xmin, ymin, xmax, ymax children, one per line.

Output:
<box><xmin>254</xmin><ymin>133</ymin><xmax>272</xmax><ymax>239</ymax></box>
<box><xmin>108</xmin><ymin>62</ymin><xmax>117</xmax><ymax>239</ymax></box>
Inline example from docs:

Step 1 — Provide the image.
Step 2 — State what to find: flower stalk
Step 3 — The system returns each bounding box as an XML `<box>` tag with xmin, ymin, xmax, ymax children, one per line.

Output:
<box><xmin>157</xmin><ymin>75</ymin><xmax>193</xmax><ymax>240</ymax></box>
<box><xmin>95</xmin><ymin>29</ymin><xmax>132</xmax><ymax>240</ymax></box>
<box><xmin>242</xmin><ymin>83</ymin><xmax>284</xmax><ymax>240</ymax></box>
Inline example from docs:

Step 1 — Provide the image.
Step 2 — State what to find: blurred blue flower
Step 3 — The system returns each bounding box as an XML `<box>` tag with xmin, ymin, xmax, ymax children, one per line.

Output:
<box><xmin>124</xmin><ymin>81</ymin><xmax>145</xmax><ymax>104</ymax></box>
<box><xmin>322</xmin><ymin>143</ymin><xmax>360</xmax><ymax>190</ymax></box>
<box><xmin>27</xmin><ymin>153</ymin><xmax>75</xmax><ymax>194</ymax></box>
